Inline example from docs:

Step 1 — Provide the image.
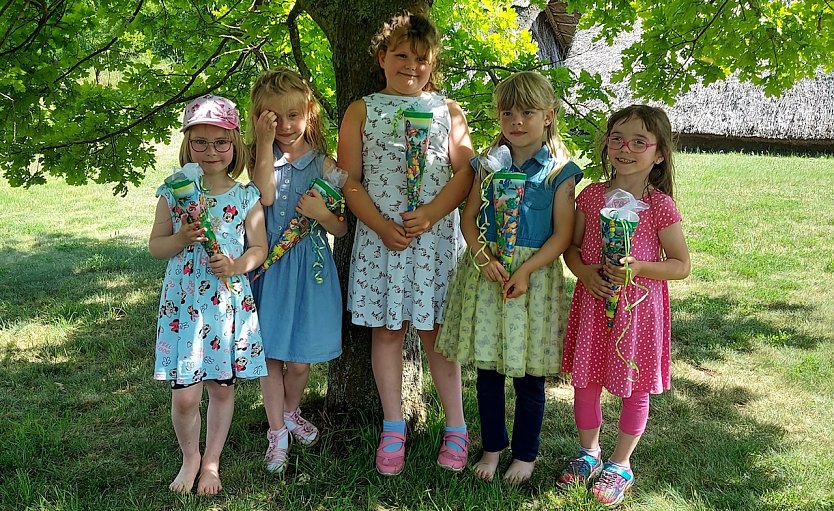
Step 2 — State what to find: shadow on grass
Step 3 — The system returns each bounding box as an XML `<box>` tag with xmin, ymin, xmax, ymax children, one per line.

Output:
<box><xmin>672</xmin><ymin>293</ymin><xmax>821</xmax><ymax>365</ymax></box>
<box><xmin>0</xmin><ymin>237</ymin><xmax>810</xmax><ymax>510</ymax></box>
<box><xmin>538</xmin><ymin>373</ymin><xmax>792</xmax><ymax>510</ymax></box>
<box><xmin>637</xmin><ymin>377</ymin><xmax>786</xmax><ymax>510</ymax></box>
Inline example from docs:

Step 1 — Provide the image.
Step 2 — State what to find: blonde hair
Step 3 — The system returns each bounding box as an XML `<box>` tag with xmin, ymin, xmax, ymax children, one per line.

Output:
<box><xmin>369</xmin><ymin>12</ymin><xmax>442</xmax><ymax>92</ymax></box>
<box><xmin>489</xmin><ymin>71</ymin><xmax>571</xmax><ymax>182</ymax></box>
<box><xmin>247</xmin><ymin>68</ymin><xmax>328</xmax><ymax>170</ymax></box>
<box><xmin>179</xmin><ymin>127</ymin><xmax>247</xmax><ymax>180</ymax></box>
<box><xmin>601</xmin><ymin>104</ymin><xmax>676</xmax><ymax>198</ymax></box>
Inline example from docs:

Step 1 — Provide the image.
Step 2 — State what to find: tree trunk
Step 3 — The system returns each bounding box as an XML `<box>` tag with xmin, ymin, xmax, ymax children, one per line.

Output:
<box><xmin>305</xmin><ymin>0</ymin><xmax>432</xmax><ymax>427</ymax></box>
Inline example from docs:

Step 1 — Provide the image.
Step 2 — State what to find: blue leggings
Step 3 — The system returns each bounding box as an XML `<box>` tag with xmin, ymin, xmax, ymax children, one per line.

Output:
<box><xmin>476</xmin><ymin>368</ymin><xmax>545</xmax><ymax>462</ymax></box>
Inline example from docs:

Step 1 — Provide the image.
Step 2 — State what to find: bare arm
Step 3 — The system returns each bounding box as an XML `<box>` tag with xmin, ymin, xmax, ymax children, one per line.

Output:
<box><xmin>339</xmin><ymin>99</ymin><xmax>386</xmax><ymax>232</ymax></box>
<box><xmin>401</xmin><ymin>99</ymin><xmax>475</xmax><ymax>235</ymax></box>
<box><xmin>459</xmin><ymin>170</ymin><xmax>484</xmax><ymax>249</ymax></box>
<box><xmin>339</xmin><ymin>99</ymin><xmax>410</xmax><ymax>251</ymax></box>
<box><xmin>148</xmin><ymin>197</ymin><xmax>207</xmax><ymax>260</ymax></box>
<box><xmin>237</xmin><ymin>201</ymin><xmax>268</xmax><ymax>273</ymax></box>
<box><xmin>252</xmin><ymin>110</ymin><xmax>278</xmax><ymax>206</ymax></box>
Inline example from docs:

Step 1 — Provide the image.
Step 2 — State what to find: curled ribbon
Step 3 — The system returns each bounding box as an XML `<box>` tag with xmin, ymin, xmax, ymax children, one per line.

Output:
<box><xmin>471</xmin><ymin>165</ymin><xmax>496</xmax><ymax>276</ymax></box>
<box><xmin>610</xmin><ymin>215</ymin><xmax>650</xmax><ymax>382</ymax></box>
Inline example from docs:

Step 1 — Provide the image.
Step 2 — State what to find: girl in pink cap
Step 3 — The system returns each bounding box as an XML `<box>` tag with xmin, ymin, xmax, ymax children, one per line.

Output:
<box><xmin>150</xmin><ymin>95</ymin><xmax>268</xmax><ymax>495</ymax></box>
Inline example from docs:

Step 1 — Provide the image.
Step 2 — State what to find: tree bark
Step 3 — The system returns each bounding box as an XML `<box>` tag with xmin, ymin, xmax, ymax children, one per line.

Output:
<box><xmin>304</xmin><ymin>0</ymin><xmax>432</xmax><ymax>428</ymax></box>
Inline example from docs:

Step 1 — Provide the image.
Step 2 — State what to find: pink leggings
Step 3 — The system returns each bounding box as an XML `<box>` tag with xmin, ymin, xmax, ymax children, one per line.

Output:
<box><xmin>574</xmin><ymin>383</ymin><xmax>650</xmax><ymax>436</ymax></box>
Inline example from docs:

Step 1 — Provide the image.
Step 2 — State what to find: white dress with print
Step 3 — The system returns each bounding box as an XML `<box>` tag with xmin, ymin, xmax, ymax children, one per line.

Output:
<box><xmin>347</xmin><ymin>92</ymin><xmax>464</xmax><ymax>331</ymax></box>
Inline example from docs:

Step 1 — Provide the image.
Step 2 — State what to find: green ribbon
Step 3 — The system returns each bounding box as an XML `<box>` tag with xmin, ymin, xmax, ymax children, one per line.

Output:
<box><xmin>471</xmin><ymin>164</ymin><xmax>496</xmax><ymax>277</ymax></box>
<box><xmin>611</xmin><ymin>215</ymin><xmax>650</xmax><ymax>382</ymax></box>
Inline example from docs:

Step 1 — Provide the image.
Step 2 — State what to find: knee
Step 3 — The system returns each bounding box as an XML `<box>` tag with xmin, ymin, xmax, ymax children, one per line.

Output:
<box><xmin>373</xmin><ymin>327</ymin><xmax>406</xmax><ymax>346</ymax></box>
<box><xmin>286</xmin><ymin>362</ymin><xmax>310</xmax><ymax>378</ymax></box>
<box><xmin>207</xmin><ymin>382</ymin><xmax>235</xmax><ymax>403</ymax></box>
<box><xmin>172</xmin><ymin>390</ymin><xmax>202</xmax><ymax>415</ymax></box>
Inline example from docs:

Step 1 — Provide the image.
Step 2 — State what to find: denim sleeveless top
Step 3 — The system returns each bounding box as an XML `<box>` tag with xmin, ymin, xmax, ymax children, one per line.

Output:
<box><xmin>474</xmin><ymin>146</ymin><xmax>582</xmax><ymax>248</ymax></box>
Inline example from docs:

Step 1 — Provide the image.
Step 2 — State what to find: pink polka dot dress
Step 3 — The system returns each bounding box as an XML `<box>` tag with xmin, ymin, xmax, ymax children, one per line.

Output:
<box><xmin>562</xmin><ymin>183</ymin><xmax>682</xmax><ymax>398</ymax></box>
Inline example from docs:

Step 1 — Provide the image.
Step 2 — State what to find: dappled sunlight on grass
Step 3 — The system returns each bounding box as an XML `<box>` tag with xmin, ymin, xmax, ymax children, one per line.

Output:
<box><xmin>1</xmin><ymin>151</ymin><xmax>833</xmax><ymax>509</ymax></box>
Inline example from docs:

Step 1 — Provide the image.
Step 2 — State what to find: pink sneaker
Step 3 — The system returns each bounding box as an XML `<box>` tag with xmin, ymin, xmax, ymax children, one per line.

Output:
<box><xmin>264</xmin><ymin>427</ymin><xmax>290</xmax><ymax>474</ymax></box>
<box><xmin>283</xmin><ymin>407</ymin><xmax>319</xmax><ymax>446</ymax></box>
<box><xmin>375</xmin><ymin>431</ymin><xmax>406</xmax><ymax>476</ymax></box>
<box><xmin>437</xmin><ymin>430</ymin><xmax>469</xmax><ymax>472</ymax></box>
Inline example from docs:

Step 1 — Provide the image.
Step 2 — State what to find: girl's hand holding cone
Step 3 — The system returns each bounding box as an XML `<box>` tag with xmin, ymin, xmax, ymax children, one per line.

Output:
<box><xmin>603</xmin><ymin>256</ymin><xmax>642</xmax><ymax>285</ymax></box>
<box><xmin>503</xmin><ymin>266</ymin><xmax>530</xmax><ymax>300</ymax></box>
<box><xmin>401</xmin><ymin>205</ymin><xmax>435</xmax><ymax>237</ymax></box>
<box><xmin>176</xmin><ymin>215</ymin><xmax>208</xmax><ymax>246</ymax></box>
<box><xmin>576</xmin><ymin>263</ymin><xmax>614</xmax><ymax>300</ymax></box>
<box><xmin>379</xmin><ymin>220</ymin><xmax>411</xmax><ymax>251</ymax></box>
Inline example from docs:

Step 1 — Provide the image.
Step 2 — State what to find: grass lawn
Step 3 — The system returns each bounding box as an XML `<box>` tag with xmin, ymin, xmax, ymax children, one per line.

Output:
<box><xmin>1</xmin><ymin>148</ymin><xmax>833</xmax><ymax>510</ymax></box>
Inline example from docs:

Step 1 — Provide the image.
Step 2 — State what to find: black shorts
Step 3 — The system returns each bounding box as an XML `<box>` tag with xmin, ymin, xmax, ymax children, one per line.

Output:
<box><xmin>170</xmin><ymin>377</ymin><xmax>236</xmax><ymax>390</ymax></box>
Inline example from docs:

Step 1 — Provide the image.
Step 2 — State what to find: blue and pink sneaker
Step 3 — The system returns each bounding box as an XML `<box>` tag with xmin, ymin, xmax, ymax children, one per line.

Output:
<box><xmin>592</xmin><ymin>462</ymin><xmax>634</xmax><ymax>507</ymax></box>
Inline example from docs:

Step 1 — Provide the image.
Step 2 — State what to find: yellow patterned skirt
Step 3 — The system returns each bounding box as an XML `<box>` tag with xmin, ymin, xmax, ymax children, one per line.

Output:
<box><xmin>436</xmin><ymin>243</ymin><xmax>568</xmax><ymax>377</ymax></box>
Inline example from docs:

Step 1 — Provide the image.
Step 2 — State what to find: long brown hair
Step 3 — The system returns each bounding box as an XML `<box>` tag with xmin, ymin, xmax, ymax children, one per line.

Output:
<box><xmin>247</xmin><ymin>68</ymin><xmax>328</xmax><ymax>174</ymax></box>
<box><xmin>601</xmin><ymin>104</ymin><xmax>676</xmax><ymax>198</ymax></box>
<box><xmin>369</xmin><ymin>12</ymin><xmax>442</xmax><ymax>92</ymax></box>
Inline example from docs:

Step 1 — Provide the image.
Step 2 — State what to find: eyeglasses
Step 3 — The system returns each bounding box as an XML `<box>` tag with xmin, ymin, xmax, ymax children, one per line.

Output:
<box><xmin>189</xmin><ymin>139</ymin><xmax>232</xmax><ymax>153</ymax></box>
<box><xmin>606</xmin><ymin>136</ymin><xmax>656</xmax><ymax>154</ymax></box>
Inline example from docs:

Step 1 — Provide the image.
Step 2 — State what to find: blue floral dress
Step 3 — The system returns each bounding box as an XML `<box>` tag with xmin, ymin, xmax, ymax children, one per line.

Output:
<box><xmin>153</xmin><ymin>182</ymin><xmax>267</xmax><ymax>385</ymax></box>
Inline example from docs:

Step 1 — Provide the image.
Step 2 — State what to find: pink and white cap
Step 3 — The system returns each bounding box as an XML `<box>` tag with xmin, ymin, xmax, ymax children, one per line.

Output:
<box><xmin>181</xmin><ymin>94</ymin><xmax>241</xmax><ymax>131</ymax></box>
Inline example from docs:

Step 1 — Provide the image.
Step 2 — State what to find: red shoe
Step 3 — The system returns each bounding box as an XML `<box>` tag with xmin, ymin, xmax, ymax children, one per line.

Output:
<box><xmin>375</xmin><ymin>431</ymin><xmax>406</xmax><ymax>476</ymax></box>
<box><xmin>437</xmin><ymin>430</ymin><xmax>469</xmax><ymax>472</ymax></box>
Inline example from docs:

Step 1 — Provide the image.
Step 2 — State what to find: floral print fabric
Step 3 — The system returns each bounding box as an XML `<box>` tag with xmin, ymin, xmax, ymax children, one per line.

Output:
<box><xmin>153</xmin><ymin>182</ymin><xmax>267</xmax><ymax>385</ymax></box>
<box><xmin>347</xmin><ymin>92</ymin><xmax>464</xmax><ymax>330</ymax></box>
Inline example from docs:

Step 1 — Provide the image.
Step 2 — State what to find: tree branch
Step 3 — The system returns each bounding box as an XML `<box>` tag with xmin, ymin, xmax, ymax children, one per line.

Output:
<box><xmin>655</xmin><ymin>0</ymin><xmax>730</xmax><ymax>98</ymax></box>
<box><xmin>52</xmin><ymin>0</ymin><xmax>146</xmax><ymax>85</ymax></box>
<box><xmin>32</xmin><ymin>39</ymin><xmax>256</xmax><ymax>152</ymax></box>
<box><xmin>287</xmin><ymin>0</ymin><xmax>336</xmax><ymax>122</ymax></box>
<box><xmin>0</xmin><ymin>0</ymin><xmax>36</xmax><ymax>53</ymax></box>
<box><xmin>0</xmin><ymin>0</ymin><xmax>69</xmax><ymax>58</ymax></box>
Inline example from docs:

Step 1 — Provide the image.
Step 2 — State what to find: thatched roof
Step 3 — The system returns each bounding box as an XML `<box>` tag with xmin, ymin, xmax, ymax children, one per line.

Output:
<box><xmin>521</xmin><ymin>2</ymin><xmax>834</xmax><ymax>153</ymax></box>
<box><xmin>563</xmin><ymin>27</ymin><xmax>834</xmax><ymax>151</ymax></box>
<box><xmin>515</xmin><ymin>1</ymin><xmax>580</xmax><ymax>65</ymax></box>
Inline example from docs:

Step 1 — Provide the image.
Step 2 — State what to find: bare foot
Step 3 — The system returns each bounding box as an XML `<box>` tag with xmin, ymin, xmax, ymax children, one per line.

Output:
<box><xmin>503</xmin><ymin>459</ymin><xmax>535</xmax><ymax>485</ymax></box>
<box><xmin>473</xmin><ymin>451</ymin><xmax>501</xmax><ymax>482</ymax></box>
<box><xmin>196</xmin><ymin>462</ymin><xmax>222</xmax><ymax>496</ymax></box>
<box><xmin>169</xmin><ymin>456</ymin><xmax>201</xmax><ymax>494</ymax></box>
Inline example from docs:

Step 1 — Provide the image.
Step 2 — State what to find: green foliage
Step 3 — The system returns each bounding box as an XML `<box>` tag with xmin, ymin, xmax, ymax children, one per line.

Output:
<box><xmin>2</xmin><ymin>0</ymin><xmax>832</xmax><ymax>193</ymax></box>
<box><xmin>568</xmin><ymin>0</ymin><xmax>834</xmax><ymax>102</ymax></box>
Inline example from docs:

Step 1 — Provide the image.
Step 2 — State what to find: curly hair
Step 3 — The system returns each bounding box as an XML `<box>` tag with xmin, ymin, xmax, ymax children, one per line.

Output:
<box><xmin>369</xmin><ymin>12</ymin><xmax>442</xmax><ymax>92</ymax></box>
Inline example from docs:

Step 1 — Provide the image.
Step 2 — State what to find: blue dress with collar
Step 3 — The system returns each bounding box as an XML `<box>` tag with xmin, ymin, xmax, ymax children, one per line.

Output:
<box><xmin>250</xmin><ymin>145</ymin><xmax>343</xmax><ymax>363</ymax></box>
